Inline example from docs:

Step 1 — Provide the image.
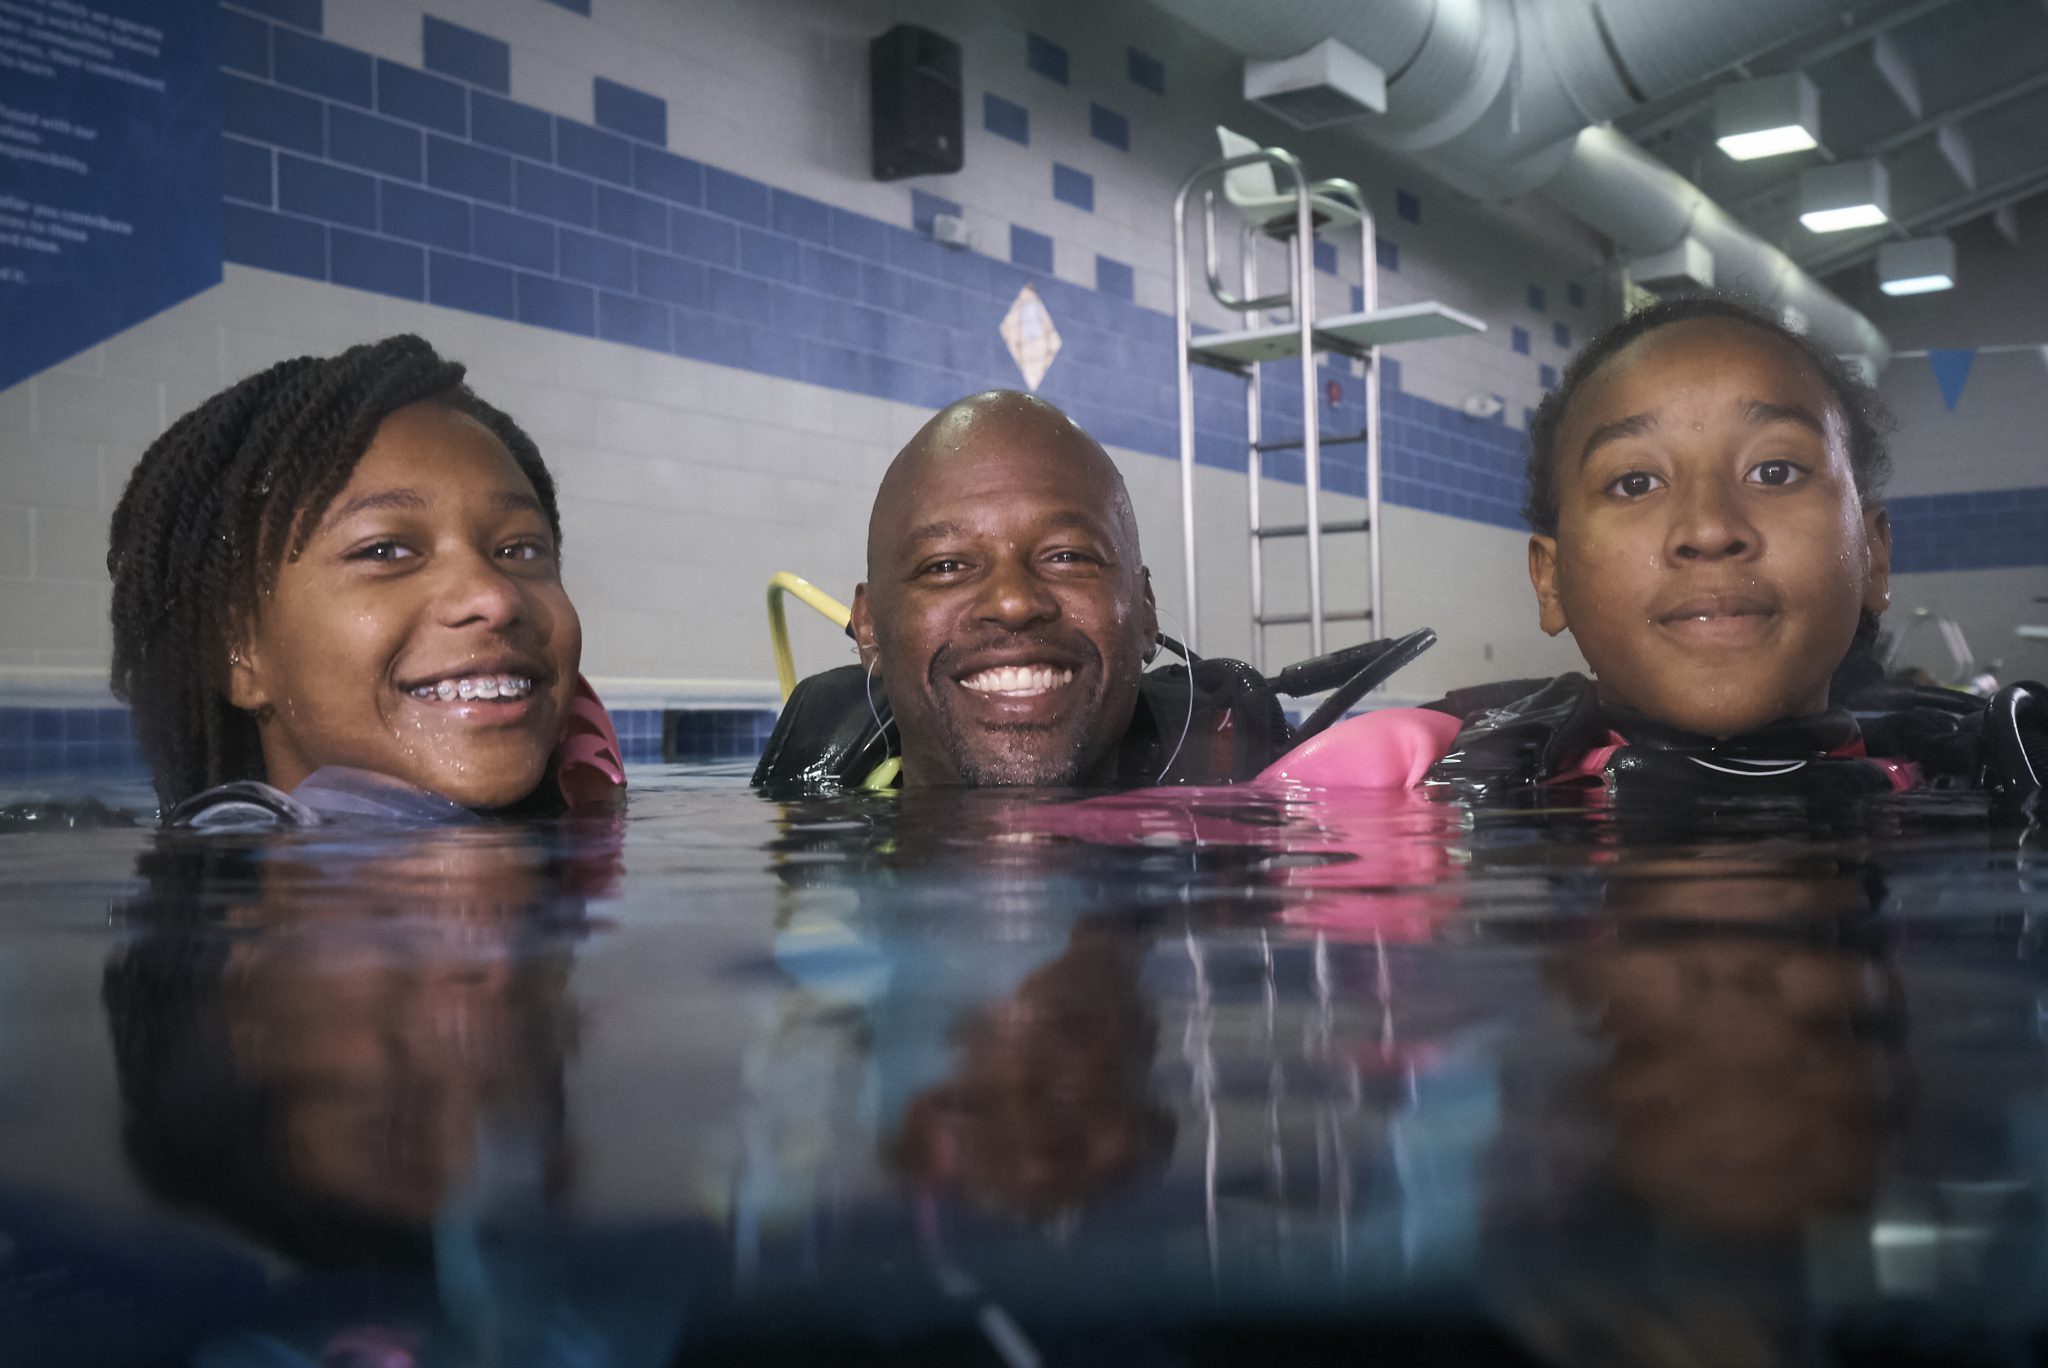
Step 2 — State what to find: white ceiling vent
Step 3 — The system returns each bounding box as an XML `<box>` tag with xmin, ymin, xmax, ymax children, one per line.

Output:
<box><xmin>1244</xmin><ymin>39</ymin><xmax>1386</xmax><ymax>130</ymax></box>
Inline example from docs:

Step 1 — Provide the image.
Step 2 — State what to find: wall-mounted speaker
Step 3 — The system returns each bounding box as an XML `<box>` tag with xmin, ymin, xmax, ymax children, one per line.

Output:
<box><xmin>870</xmin><ymin>24</ymin><xmax>962</xmax><ymax>182</ymax></box>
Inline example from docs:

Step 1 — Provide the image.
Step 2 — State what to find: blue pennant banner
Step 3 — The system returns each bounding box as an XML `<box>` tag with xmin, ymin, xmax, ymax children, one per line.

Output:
<box><xmin>1927</xmin><ymin>348</ymin><xmax>1976</xmax><ymax>411</ymax></box>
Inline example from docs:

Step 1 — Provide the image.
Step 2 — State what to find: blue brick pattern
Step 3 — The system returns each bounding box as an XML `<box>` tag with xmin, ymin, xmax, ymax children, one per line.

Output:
<box><xmin>1511</xmin><ymin>326</ymin><xmax>1529</xmax><ymax>355</ymax></box>
<box><xmin>1889</xmin><ymin>487</ymin><xmax>2048</xmax><ymax>574</ymax></box>
<box><xmin>983</xmin><ymin>93</ymin><xmax>1029</xmax><ymax>145</ymax></box>
<box><xmin>1313</xmin><ymin>238</ymin><xmax>1337</xmax><ymax>275</ymax></box>
<box><xmin>1090</xmin><ymin>103</ymin><xmax>1129</xmax><ymax>151</ymax></box>
<box><xmin>1026</xmin><ymin>33</ymin><xmax>1068</xmax><ymax>85</ymax></box>
<box><xmin>1011</xmin><ymin>225</ymin><xmax>1053</xmax><ymax>273</ymax></box>
<box><xmin>0</xmin><ymin>708</ymin><xmax>142</xmax><ymax>781</ymax></box>
<box><xmin>910</xmin><ymin>189</ymin><xmax>960</xmax><ymax>235</ymax></box>
<box><xmin>1396</xmin><ymin>189</ymin><xmax>1420</xmax><ymax>224</ymax></box>
<box><xmin>273</xmin><ymin>27</ymin><xmax>370</xmax><ymax>105</ymax></box>
<box><xmin>665</xmin><ymin>709</ymin><xmax>779</xmax><ymax>762</ymax></box>
<box><xmin>1568</xmin><ymin>281</ymin><xmax>1586</xmax><ymax>309</ymax></box>
<box><xmin>1097</xmin><ymin>255</ymin><xmax>1133</xmax><ymax>301</ymax></box>
<box><xmin>221</xmin><ymin>6</ymin><xmax>272</xmax><ymax>75</ymax></box>
<box><xmin>230</xmin><ymin>0</ymin><xmax>320</xmax><ymax>31</ymax></box>
<box><xmin>210</xmin><ymin>17</ymin><xmax>1605</xmax><ymax>540</ymax></box>
<box><xmin>1527</xmin><ymin>283</ymin><xmax>1547</xmax><ymax>313</ymax></box>
<box><xmin>594</xmin><ymin>77</ymin><xmax>667</xmax><ymax>144</ymax></box>
<box><xmin>1128</xmin><ymin>47</ymin><xmax>1165</xmax><ymax>95</ymax></box>
<box><xmin>1553</xmin><ymin>321</ymin><xmax>1570</xmax><ymax>349</ymax></box>
<box><xmin>1052</xmin><ymin>163</ymin><xmax>1093</xmax><ymax>211</ymax></box>
<box><xmin>1375</xmin><ymin>238</ymin><xmax>1399</xmax><ymax>272</ymax></box>
<box><xmin>423</xmin><ymin>17</ymin><xmax>510</xmax><ymax>93</ymax></box>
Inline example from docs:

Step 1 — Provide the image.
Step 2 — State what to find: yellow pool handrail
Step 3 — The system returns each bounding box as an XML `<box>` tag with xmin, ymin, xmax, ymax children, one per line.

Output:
<box><xmin>767</xmin><ymin>571</ymin><xmax>850</xmax><ymax>701</ymax></box>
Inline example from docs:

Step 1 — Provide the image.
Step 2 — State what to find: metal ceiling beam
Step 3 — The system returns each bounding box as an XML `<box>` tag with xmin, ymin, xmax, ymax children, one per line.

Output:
<box><xmin>1618</xmin><ymin>0</ymin><xmax>1954</xmax><ymax>145</ymax></box>
<box><xmin>1806</xmin><ymin>163</ymin><xmax>2048</xmax><ymax>275</ymax></box>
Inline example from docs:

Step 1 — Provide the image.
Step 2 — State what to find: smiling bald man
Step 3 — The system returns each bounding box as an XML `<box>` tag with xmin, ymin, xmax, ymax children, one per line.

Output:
<box><xmin>848</xmin><ymin>391</ymin><xmax>1160</xmax><ymax>787</ymax></box>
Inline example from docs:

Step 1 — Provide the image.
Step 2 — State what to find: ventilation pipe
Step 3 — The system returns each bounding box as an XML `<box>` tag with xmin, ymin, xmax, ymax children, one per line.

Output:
<box><xmin>1154</xmin><ymin>0</ymin><xmax>1890</xmax><ymax>367</ymax></box>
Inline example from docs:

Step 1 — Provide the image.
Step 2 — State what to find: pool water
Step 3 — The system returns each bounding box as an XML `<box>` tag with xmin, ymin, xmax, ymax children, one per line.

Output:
<box><xmin>2</xmin><ymin>767</ymin><xmax>2045</xmax><ymax>1365</ymax></box>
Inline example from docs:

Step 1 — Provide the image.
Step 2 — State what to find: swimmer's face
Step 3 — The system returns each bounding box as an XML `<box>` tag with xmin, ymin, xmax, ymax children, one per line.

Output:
<box><xmin>852</xmin><ymin>403</ymin><xmax>1156</xmax><ymax>786</ymax></box>
<box><xmin>228</xmin><ymin>402</ymin><xmax>581</xmax><ymax>807</ymax></box>
<box><xmin>1530</xmin><ymin>319</ymin><xmax>1889</xmax><ymax>737</ymax></box>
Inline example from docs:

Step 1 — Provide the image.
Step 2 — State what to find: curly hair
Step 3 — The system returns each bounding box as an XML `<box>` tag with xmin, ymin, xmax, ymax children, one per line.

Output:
<box><xmin>1523</xmin><ymin>294</ymin><xmax>1893</xmax><ymax>538</ymax></box>
<box><xmin>108</xmin><ymin>334</ymin><xmax>560</xmax><ymax>810</ymax></box>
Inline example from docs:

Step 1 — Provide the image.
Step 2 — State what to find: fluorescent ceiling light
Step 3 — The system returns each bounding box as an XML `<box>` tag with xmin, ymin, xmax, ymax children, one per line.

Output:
<box><xmin>1801</xmin><ymin>204</ymin><xmax>1888</xmax><ymax>232</ymax></box>
<box><xmin>1879</xmin><ymin>273</ymin><xmax>1953</xmax><ymax>296</ymax></box>
<box><xmin>1714</xmin><ymin>73</ymin><xmax>1820</xmax><ymax>161</ymax></box>
<box><xmin>1799</xmin><ymin>160</ymin><xmax>1890</xmax><ymax>233</ymax></box>
<box><xmin>1719</xmin><ymin>125</ymin><xmax>1819</xmax><ymax>160</ymax></box>
<box><xmin>1878</xmin><ymin>236</ymin><xmax>1955</xmax><ymax>296</ymax></box>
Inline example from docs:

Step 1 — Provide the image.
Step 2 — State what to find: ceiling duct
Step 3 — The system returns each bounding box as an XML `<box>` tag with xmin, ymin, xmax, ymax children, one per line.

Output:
<box><xmin>1155</xmin><ymin>0</ymin><xmax>1891</xmax><ymax>368</ymax></box>
<box><xmin>1244</xmin><ymin>39</ymin><xmax>1387</xmax><ymax>129</ymax></box>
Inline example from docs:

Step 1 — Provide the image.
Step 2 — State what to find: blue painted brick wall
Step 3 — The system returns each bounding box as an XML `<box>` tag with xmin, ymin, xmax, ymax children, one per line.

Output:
<box><xmin>984</xmin><ymin>93</ymin><xmax>1029</xmax><ymax>145</ymax></box>
<box><xmin>1011</xmin><ymin>225</ymin><xmax>1053</xmax><ymax>273</ymax></box>
<box><xmin>1052</xmin><ymin>163</ymin><xmax>1093</xmax><ymax>211</ymax></box>
<box><xmin>423</xmin><ymin>17</ymin><xmax>510</xmax><ymax>93</ymax></box>
<box><xmin>594</xmin><ymin>77</ymin><xmax>667</xmax><ymax>144</ymax></box>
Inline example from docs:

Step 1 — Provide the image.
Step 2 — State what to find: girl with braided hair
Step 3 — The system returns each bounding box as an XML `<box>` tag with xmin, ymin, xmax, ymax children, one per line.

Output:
<box><xmin>109</xmin><ymin>334</ymin><xmax>622</xmax><ymax>825</ymax></box>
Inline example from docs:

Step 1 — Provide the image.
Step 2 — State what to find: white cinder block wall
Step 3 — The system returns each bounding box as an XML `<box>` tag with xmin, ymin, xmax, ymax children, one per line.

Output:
<box><xmin>2</xmin><ymin>0</ymin><xmax>1618</xmax><ymax>722</ymax></box>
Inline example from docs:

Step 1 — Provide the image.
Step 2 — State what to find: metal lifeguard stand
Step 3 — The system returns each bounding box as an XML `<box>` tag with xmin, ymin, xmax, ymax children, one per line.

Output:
<box><xmin>1172</xmin><ymin>137</ymin><xmax>1484</xmax><ymax>669</ymax></box>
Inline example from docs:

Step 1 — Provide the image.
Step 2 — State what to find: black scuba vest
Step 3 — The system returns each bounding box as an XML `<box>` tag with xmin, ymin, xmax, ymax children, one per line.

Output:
<box><xmin>1421</xmin><ymin>673</ymin><xmax>2048</xmax><ymax>812</ymax></box>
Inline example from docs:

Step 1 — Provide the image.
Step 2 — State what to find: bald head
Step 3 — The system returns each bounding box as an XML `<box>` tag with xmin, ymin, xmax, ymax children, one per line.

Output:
<box><xmin>850</xmin><ymin>391</ymin><xmax>1157</xmax><ymax>787</ymax></box>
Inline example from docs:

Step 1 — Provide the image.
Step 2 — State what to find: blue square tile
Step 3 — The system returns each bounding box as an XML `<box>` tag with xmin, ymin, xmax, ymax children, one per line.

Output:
<box><xmin>471</xmin><ymin>206</ymin><xmax>553</xmax><ymax>271</ymax></box>
<box><xmin>277</xmin><ymin>155</ymin><xmax>377</xmax><ymax>228</ymax></box>
<box><xmin>905</xmin><ymin>193</ymin><xmax>957</xmax><ymax>243</ymax></box>
<box><xmin>636</xmin><ymin>250</ymin><xmax>703</xmax><ymax>306</ymax></box>
<box><xmin>1553</xmin><ymin>321</ymin><xmax>1570</xmax><ymax>349</ymax></box>
<box><xmin>423</xmin><ymin>16</ymin><xmax>510</xmax><ymax>93</ymax></box>
<box><xmin>428</xmin><ymin>251</ymin><xmax>516</xmax><ymax>318</ymax></box>
<box><xmin>1026</xmin><ymin>33</ymin><xmax>1068</xmax><ymax>84</ymax></box>
<box><xmin>1089</xmin><ymin>103</ymin><xmax>1129</xmax><ymax>151</ymax></box>
<box><xmin>1314</xmin><ymin>238</ymin><xmax>1337</xmax><ymax>275</ymax></box>
<box><xmin>1539</xmin><ymin>363</ymin><xmax>1558</xmax><ymax>389</ymax></box>
<box><xmin>1096</xmin><ymin>254</ymin><xmax>1133</xmax><ymax>301</ymax></box>
<box><xmin>381</xmin><ymin>181</ymin><xmax>470</xmax><ymax>250</ymax></box>
<box><xmin>1375</xmin><ymin>237</ymin><xmax>1399</xmax><ymax>272</ymax></box>
<box><xmin>1052</xmin><ymin>163</ymin><xmax>1093</xmax><ymax>211</ymax></box>
<box><xmin>515</xmin><ymin>161</ymin><xmax>594</xmax><ymax>227</ymax></box>
<box><xmin>220</xmin><ymin>7</ymin><xmax>271</xmax><ymax>77</ymax></box>
<box><xmin>594</xmin><ymin>77</ymin><xmax>667</xmax><ymax>144</ymax></box>
<box><xmin>703</xmin><ymin>266</ymin><xmax>771</xmax><ymax>320</ymax></box>
<box><xmin>427</xmin><ymin>135</ymin><xmax>510</xmax><ymax>203</ymax></box>
<box><xmin>471</xmin><ymin>91</ymin><xmax>552</xmax><ymax>160</ymax></box>
<box><xmin>1128</xmin><ymin>47</ymin><xmax>1164</xmax><ymax>94</ymax></box>
<box><xmin>223</xmin><ymin>203</ymin><xmax>327</xmax><ymax>277</ymax></box>
<box><xmin>633</xmin><ymin>145</ymin><xmax>702</xmax><ymax>205</ymax></box>
<box><xmin>1010</xmin><ymin>224</ymin><xmax>1052</xmax><ymax>273</ymax></box>
<box><xmin>330</xmin><ymin>107</ymin><xmax>422</xmax><ymax>180</ymax></box>
<box><xmin>558</xmin><ymin>227</ymin><xmax>633</xmax><ymax>290</ymax></box>
<box><xmin>983</xmin><ymin>93</ymin><xmax>1028</xmax><ymax>145</ymax></box>
<box><xmin>224</xmin><ymin>0</ymin><xmax>319</xmax><ymax>28</ymax></box>
<box><xmin>274</xmin><ymin>27</ymin><xmax>373</xmax><ymax>106</ymax></box>
<box><xmin>828</xmin><ymin>209</ymin><xmax>887</xmax><ymax>261</ymax></box>
<box><xmin>1527</xmin><ymin>283</ymin><xmax>1547</xmax><ymax>313</ymax></box>
<box><xmin>222</xmin><ymin>137</ymin><xmax>273</xmax><ymax>206</ymax></box>
<box><xmin>1568</xmin><ymin>280</ymin><xmax>1586</xmax><ymax>309</ymax></box>
<box><xmin>330</xmin><ymin>227</ymin><xmax>425</xmax><ymax>299</ymax></box>
<box><xmin>597</xmin><ymin>291</ymin><xmax>671</xmax><ymax>350</ymax></box>
<box><xmin>1396</xmin><ymin>188</ymin><xmax>1420</xmax><ymax>224</ymax></box>
<box><xmin>703</xmin><ymin>167</ymin><xmax>769</xmax><ymax>225</ymax></box>
<box><xmin>671</xmin><ymin>207</ymin><xmax>737</xmax><ymax>265</ymax></box>
<box><xmin>517</xmin><ymin>273</ymin><xmax>596</xmax><ymax>335</ymax></box>
<box><xmin>1349</xmin><ymin>284</ymin><xmax>1364</xmax><ymax>313</ymax></box>
<box><xmin>598</xmin><ymin>185</ymin><xmax>668</xmax><ymax>248</ymax></box>
<box><xmin>378</xmin><ymin>60</ymin><xmax>467</xmax><ymax>136</ymax></box>
<box><xmin>541</xmin><ymin>0</ymin><xmax>589</xmax><ymax>12</ymax></box>
<box><xmin>220</xmin><ymin>74</ymin><xmax>325</xmax><ymax>156</ymax></box>
<box><xmin>1381</xmin><ymin>356</ymin><xmax>1402</xmax><ymax>390</ymax></box>
<box><xmin>556</xmin><ymin>118</ymin><xmax>631</xmax><ymax>184</ymax></box>
<box><xmin>769</xmin><ymin>189</ymin><xmax>830</xmax><ymax>244</ymax></box>
<box><xmin>740</xmin><ymin>228</ymin><xmax>800</xmax><ymax>283</ymax></box>
<box><xmin>1511</xmin><ymin>325</ymin><xmax>1529</xmax><ymax>355</ymax></box>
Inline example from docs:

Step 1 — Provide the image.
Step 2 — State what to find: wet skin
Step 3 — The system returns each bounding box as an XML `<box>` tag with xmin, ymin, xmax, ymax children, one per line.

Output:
<box><xmin>851</xmin><ymin>394</ymin><xmax>1158</xmax><ymax>787</ymax></box>
<box><xmin>228</xmin><ymin>401</ymin><xmax>582</xmax><ymax>807</ymax></box>
<box><xmin>1528</xmin><ymin>319</ymin><xmax>1890</xmax><ymax>738</ymax></box>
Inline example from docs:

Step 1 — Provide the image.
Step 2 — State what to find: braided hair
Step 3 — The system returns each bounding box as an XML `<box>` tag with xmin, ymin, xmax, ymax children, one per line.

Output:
<box><xmin>1523</xmin><ymin>293</ymin><xmax>1893</xmax><ymax>539</ymax></box>
<box><xmin>108</xmin><ymin>334</ymin><xmax>560</xmax><ymax>810</ymax></box>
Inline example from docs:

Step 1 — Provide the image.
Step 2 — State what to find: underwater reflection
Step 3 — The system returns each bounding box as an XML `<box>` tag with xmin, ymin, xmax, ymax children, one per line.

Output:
<box><xmin>102</xmin><ymin>825</ymin><xmax>611</xmax><ymax>1266</ymax></box>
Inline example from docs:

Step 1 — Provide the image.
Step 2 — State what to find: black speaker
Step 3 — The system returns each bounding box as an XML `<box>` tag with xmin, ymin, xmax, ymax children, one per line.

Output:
<box><xmin>870</xmin><ymin>24</ymin><xmax>962</xmax><ymax>182</ymax></box>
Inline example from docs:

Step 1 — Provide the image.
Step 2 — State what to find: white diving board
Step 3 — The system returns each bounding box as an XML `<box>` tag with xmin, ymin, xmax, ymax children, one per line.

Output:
<box><xmin>1189</xmin><ymin>301</ymin><xmax>1487</xmax><ymax>367</ymax></box>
